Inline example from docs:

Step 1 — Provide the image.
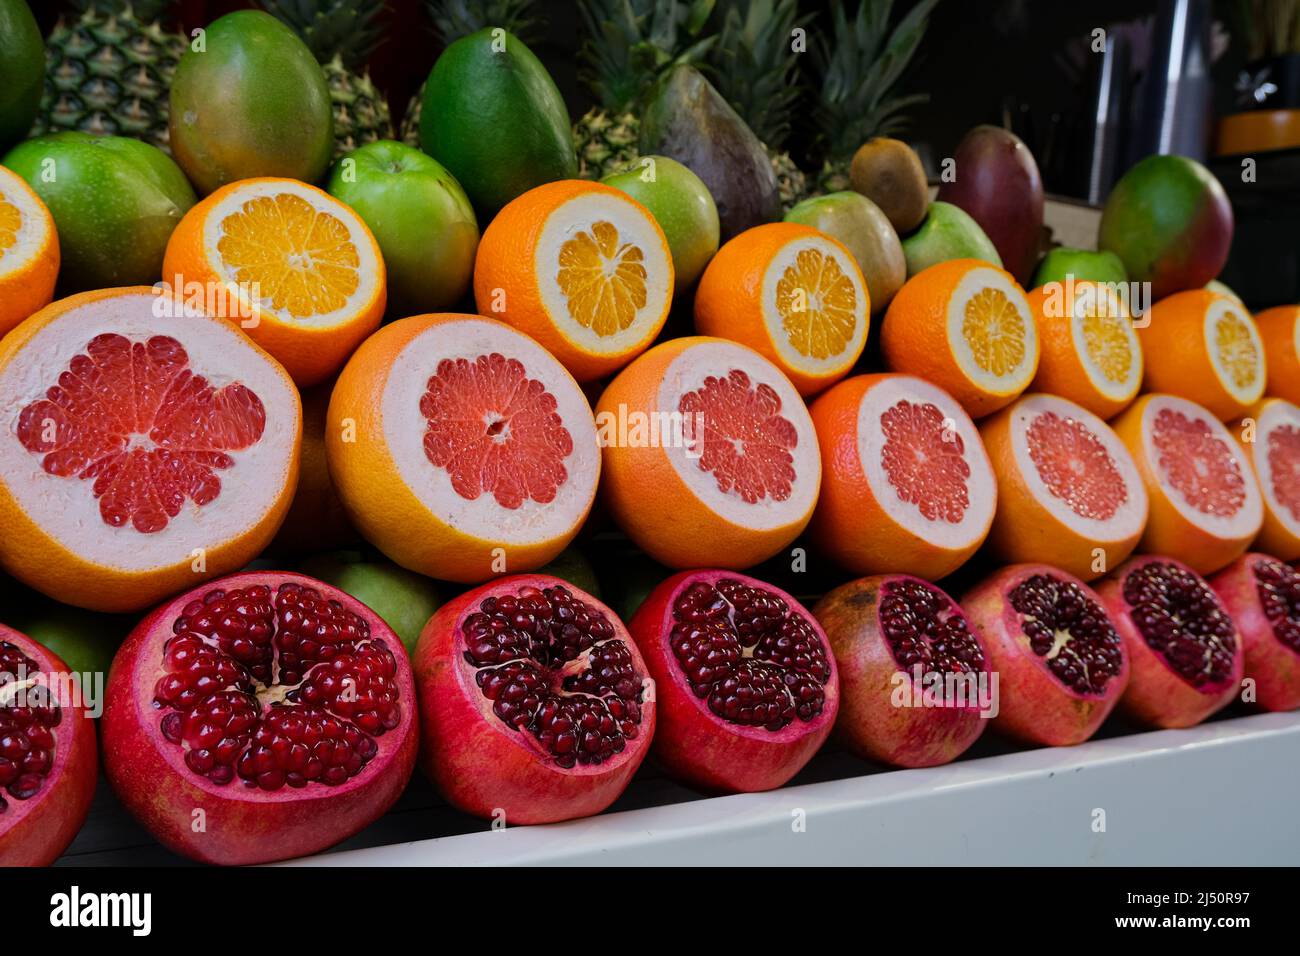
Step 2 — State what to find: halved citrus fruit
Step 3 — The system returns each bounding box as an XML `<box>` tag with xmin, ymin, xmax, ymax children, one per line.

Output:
<box><xmin>596</xmin><ymin>336</ymin><xmax>821</xmax><ymax>569</ymax></box>
<box><xmin>1234</xmin><ymin>397</ymin><xmax>1300</xmax><ymax>561</ymax></box>
<box><xmin>694</xmin><ymin>222</ymin><xmax>870</xmax><ymax>397</ymax></box>
<box><xmin>473</xmin><ymin>180</ymin><xmax>673</xmax><ymax>383</ymax></box>
<box><xmin>326</xmin><ymin>313</ymin><xmax>600</xmax><ymax>583</ymax></box>
<box><xmin>162</xmin><ymin>177</ymin><xmax>386</xmax><ymax>388</ymax></box>
<box><xmin>881</xmin><ymin>258</ymin><xmax>1039</xmax><ymax>418</ymax></box>
<box><xmin>1256</xmin><ymin>305</ymin><xmax>1300</xmax><ymax>405</ymax></box>
<box><xmin>0</xmin><ymin>164</ymin><xmax>58</xmax><ymax>337</ymax></box>
<box><xmin>1026</xmin><ymin>279</ymin><xmax>1142</xmax><ymax>419</ymax></box>
<box><xmin>0</xmin><ymin>287</ymin><xmax>301</xmax><ymax>612</ymax></box>
<box><xmin>1139</xmin><ymin>289</ymin><xmax>1266</xmax><ymax>421</ymax></box>
<box><xmin>1112</xmin><ymin>393</ymin><xmax>1263</xmax><ymax>575</ymax></box>
<box><xmin>981</xmin><ymin>393</ymin><xmax>1148</xmax><ymax>580</ymax></box>
<box><xmin>808</xmin><ymin>373</ymin><xmax>994</xmax><ymax>579</ymax></box>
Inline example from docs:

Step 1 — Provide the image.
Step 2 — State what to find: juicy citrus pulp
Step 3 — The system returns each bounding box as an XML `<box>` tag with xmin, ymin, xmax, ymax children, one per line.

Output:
<box><xmin>556</xmin><ymin>219</ymin><xmax>648</xmax><ymax>337</ymax></box>
<box><xmin>945</xmin><ymin>266</ymin><xmax>1037</xmax><ymax>394</ymax></box>
<box><xmin>1212</xmin><ymin>308</ymin><xmax>1263</xmax><ymax>394</ymax></box>
<box><xmin>762</xmin><ymin>234</ymin><xmax>868</xmax><ymax>373</ymax></box>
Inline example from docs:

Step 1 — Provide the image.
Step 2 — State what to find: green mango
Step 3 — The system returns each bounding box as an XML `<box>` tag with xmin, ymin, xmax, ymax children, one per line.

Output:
<box><xmin>0</xmin><ymin>0</ymin><xmax>43</xmax><ymax>153</ymax></box>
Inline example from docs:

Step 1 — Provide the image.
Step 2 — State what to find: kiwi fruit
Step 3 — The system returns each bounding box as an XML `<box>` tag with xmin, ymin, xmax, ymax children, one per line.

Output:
<box><xmin>849</xmin><ymin>138</ymin><xmax>930</xmax><ymax>235</ymax></box>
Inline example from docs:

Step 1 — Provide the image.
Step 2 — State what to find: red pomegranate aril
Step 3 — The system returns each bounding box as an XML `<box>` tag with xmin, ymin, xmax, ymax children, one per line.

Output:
<box><xmin>103</xmin><ymin>572</ymin><xmax>418</xmax><ymax>865</ymax></box>
<box><xmin>963</xmin><ymin>564</ymin><xmax>1130</xmax><ymax>746</ymax></box>
<box><xmin>1210</xmin><ymin>554</ymin><xmax>1300</xmax><ymax>712</ymax></box>
<box><xmin>1097</xmin><ymin>556</ymin><xmax>1243</xmax><ymax>729</ymax></box>
<box><xmin>630</xmin><ymin>570</ymin><xmax>838</xmax><ymax>794</ymax></box>
<box><xmin>815</xmin><ymin>575</ymin><xmax>990</xmax><ymax>768</ymax></box>
<box><xmin>415</xmin><ymin>575</ymin><xmax>654</xmax><ymax>824</ymax></box>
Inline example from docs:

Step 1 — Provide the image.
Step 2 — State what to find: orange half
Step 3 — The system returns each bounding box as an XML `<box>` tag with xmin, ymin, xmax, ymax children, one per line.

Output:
<box><xmin>0</xmin><ymin>164</ymin><xmax>59</xmax><ymax>337</ymax></box>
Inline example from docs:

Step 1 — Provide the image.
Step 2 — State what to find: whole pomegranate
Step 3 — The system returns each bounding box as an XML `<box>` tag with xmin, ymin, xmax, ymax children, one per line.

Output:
<box><xmin>102</xmin><ymin>572</ymin><xmax>418</xmax><ymax>865</ymax></box>
<box><xmin>814</xmin><ymin>575</ymin><xmax>990</xmax><ymax>768</ymax></box>
<box><xmin>0</xmin><ymin>626</ymin><xmax>96</xmax><ymax>866</ymax></box>
<box><xmin>962</xmin><ymin>564</ymin><xmax>1129</xmax><ymax>746</ymax></box>
<box><xmin>629</xmin><ymin>570</ymin><xmax>838</xmax><ymax>793</ymax></box>
<box><xmin>1211</xmin><ymin>554</ymin><xmax>1300</xmax><ymax>712</ymax></box>
<box><xmin>414</xmin><ymin>574</ymin><xmax>654</xmax><ymax>824</ymax></box>
<box><xmin>1097</xmin><ymin>556</ymin><xmax>1243</xmax><ymax>728</ymax></box>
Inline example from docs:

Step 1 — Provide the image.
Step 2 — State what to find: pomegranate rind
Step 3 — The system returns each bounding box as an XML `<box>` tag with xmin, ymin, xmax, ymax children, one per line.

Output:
<box><xmin>1112</xmin><ymin>393</ymin><xmax>1263</xmax><ymax>575</ymax></box>
<box><xmin>813</xmin><ymin>574</ymin><xmax>989</xmax><ymax>768</ymax></box>
<box><xmin>629</xmin><ymin>570</ymin><xmax>838</xmax><ymax>793</ymax></box>
<box><xmin>982</xmin><ymin>393</ymin><xmax>1148</xmax><ymax>581</ymax></box>
<box><xmin>0</xmin><ymin>626</ymin><xmax>97</xmax><ymax>867</ymax></box>
<box><xmin>1097</xmin><ymin>555</ymin><xmax>1243</xmax><ymax>729</ymax></box>
<box><xmin>1211</xmin><ymin>553</ymin><xmax>1300</xmax><ymax>712</ymax></box>
<box><xmin>809</xmin><ymin>374</ymin><xmax>995</xmax><ymax>579</ymax></box>
<box><xmin>0</xmin><ymin>287</ymin><xmax>302</xmax><ymax>612</ymax></box>
<box><xmin>102</xmin><ymin>572</ymin><xmax>418</xmax><ymax>866</ymax></box>
<box><xmin>1235</xmin><ymin>398</ymin><xmax>1300</xmax><ymax>561</ymax></box>
<box><xmin>961</xmin><ymin>563</ymin><xmax>1130</xmax><ymax>746</ymax></box>
<box><xmin>414</xmin><ymin>574</ymin><xmax>655</xmax><ymax>824</ymax></box>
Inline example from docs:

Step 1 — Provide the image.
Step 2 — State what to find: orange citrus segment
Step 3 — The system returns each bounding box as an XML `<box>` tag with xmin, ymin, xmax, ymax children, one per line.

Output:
<box><xmin>1082</xmin><ymin>307</ymin><xmax>1134</xmax><ymax>385</ymax></box>
<box><xmin>0</xmin><ymin>193</ymin><xmax>20</xmax><ymax>255</ymax></box>
<box><xmin>962</xmin><ymin>286</ymin><xmax>1026</xmax><ymax>376</ymax></box>
<box><xmin>556</xmin><ymin>219</ymin><xmax>648</xmax><ymax>336</ymax></box>
<box><xmin>1215</xmin><ymin>309</ymin><xmax>1261</xmax><ymax>391</ymax></box>
<box><xmin>0</xmin><ymin>166</ymin><xmax>60</xmax><ymax>339</ymax></box>
<box><xmin>776</xmin><ymin>247</ymin><xmax>859</xmax><ymax>360</ymax></box>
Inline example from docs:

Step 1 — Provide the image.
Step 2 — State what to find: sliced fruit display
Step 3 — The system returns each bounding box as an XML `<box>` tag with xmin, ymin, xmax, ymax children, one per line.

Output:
<box><xmin>473</xmin><ymin>179</ymin><xmax>673</xmax><ymax>383</ymax></box>
<box><xmin>1112</xmin><ymin>394</ymin><xmax>1263</xmax><ymax>575</ymax></box>
<box><xmin>1138</xmin><ymin>289</ymin><xmax>1265</xmax><ymax>421</ymax></box>
<box><xmin>1256</xmin><ymin>305</ymin><xmax>1300</xmax><ymax>406</ymax></box>
<box><xmin>785</xmin><ymin>191</ymin><xmax>907</xmax><ymax>315</ymax></box>
<box><xmin>163</xmin><ymin>177</ymin><xmax>386</xmax><ymax>388</ymax></box>
<box><xmin>980</xmin><ymin>393</ymin><xmax>1148</xmax><ymax>581</ymax></box>
<box><xmin>327</xmin><ymin>314</ymin><xmax>600</xmax><ymax>584</ymax></box>
<box><xmin>962</xmin><ymin>563</ymin><xmax>1129</xmax><ymax>746</ymax></box>
<box><xmin>0</xmin><ymin>287</ymin><xmax>301</xmax><ymax>613</ymax></box>
<box><xmin>694</xmin><ymin>222</ymin><xmax>870</xmax><ymax>397</ymax></box>
<box><xmin>0</xmin><ymin>163</ymin><xmax>58</xmax><ymax>336</ymax></box>
<box><xmin>1211</xmin><ymin>553</ymin><xmax>1300</xmax><ymax>712</ymax></box>
<box><xmin>813</xmin><ymin>575</ymin><xmax>989</xmax><ymax>768</ymax></box>
<box><xmin>596</xmin><ymin>336</ymin><xmax>821</xmax><ymax>569</ymax></box>
<box><xmin>415</xmin><ymin>574</ymin><xmax>653</xmax><ymax>823</ymax></box>
<box><xmin>1026</xmin><ymin>279</ymin><xmax>1143</xmax><ymax>420</ymax></box>
<box><xmin>0</xmin><ymin>626</ymin><xmax>97</xmax><ymax>867</ymax></box>
<box><xmin>808</xmin><ymin>373</ymin><xmax>995</xmax><ymax>579</ymax></box>
<box><xmin>881</xmin><ymin>258</ymin><xmax>1039</xmax><ymax>418</ymax></box>
<box><xmin>629</xmin><ymin>570</ymin><xmax>836</xmax><ymax>792</ymax></box>
<box><xmin>1097</xmin><ymin>556</ymin><xmax>1242</xmax><ymax>729</ymax></box>
<box><xmin>1234</xmin><ymin>398</ymin><xmax>1300</xmax><ymax>560</ymax></box>
<box><xmin>102</xmin><ymin>572</ymin><xmax>418</xmax><ymax>865</ymax></box>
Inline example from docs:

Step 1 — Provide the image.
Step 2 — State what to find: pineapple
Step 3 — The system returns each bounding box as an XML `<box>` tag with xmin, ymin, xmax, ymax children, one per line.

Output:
<box><xmin>400</xmin><ymin>0</ymin><xmax>541</xmax><ymax>147</ymax></box>
<box><xmin>809</xmin><ymin>0</ymin><xmax>940</xmax><ymax>195</ymax></box>
<box><xmin>261</xmin><ymin>0</ymin><xmax>394</xmax><ymax>158</ymax></box>
<box><xmin>708</xmin><ymin>0</ymin><xmax>809</xmax><ymax>209</ymax></box>
<box><xmin>573</xmin><ymin>0</ymin><xmax>717</xmax><ymax>180</ymax></box>
<box><xmin>30</xmin><ymin>0</ymin><xmax>188</xmax><ymax>153</ymax></box>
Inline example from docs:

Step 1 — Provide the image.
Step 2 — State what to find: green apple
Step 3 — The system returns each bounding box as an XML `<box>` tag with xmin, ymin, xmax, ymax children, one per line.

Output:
<box><xmin>2</xmin><ymin>132</ymin><xmax>195</xmax><ymax>291</ymax></box>
<box><xmin>299</xmin><ymin>551</ymin><xmax>442</xmax><ymax>656</ymax></box>
<box><xmin>537</xmin><ymin>546</ymin><xmax>602</xmax><ymax>598</ymax></box>
<box><xmin>901</xmin><ymin>201</ymin><xmax>1002</xmax><ymax>278</ymax></box>
<box><xmin>603</xmin><ymin>155</ymin><xmax>720</xmax><ymax>292</ymax></box>
<box><xmin>8</xmin><ymin>596</ymin><xmax>130</xmax><ymax>693</ymax></box>
<box><xmin>1032</xmin><ymin>247</ymin><xmax>1128</xmax><ymax>290</ymax></box>
<box><xmin>785</xmin><ymin>191</ymin><xmax>906</xmax><ymax>312</ymax></box>
<box><xmin>328</xmin><ymin>140</ymin><xmax>479</xmax><ymax>315</ymax></box>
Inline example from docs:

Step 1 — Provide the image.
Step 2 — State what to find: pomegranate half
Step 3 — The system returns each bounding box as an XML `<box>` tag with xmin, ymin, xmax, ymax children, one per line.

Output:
<box><xmin>814</xmin><ymin>575</ymin><xmax>990</xmax><ymax>767</ymax></box>
<box><xmin>1097</xmin><ymin>556</ymin><xmax>1243</xmax><ymax>728</ymax></box>
<box><xmin>0</xmin><ymin>626</ymin><xmax>97</xmax><ymax>866</ymax></box>
<box><xmin>962</xmin><ymin>563</ymin><xmax>1129</xmax><ymax>745</ymax></box>
<box><xmin>415</xmin><ymin>574</ymin><xmax>654</xmax><ymax>824</ymax></box>
<box><xmin>102</xmin><ymin>572</ymin><xmax>418</xmax><ymax>865</ymax></box>
<box><xmin>629</xmin><ymin>570</ymin><xmax>838</xmax><ymax>792</ymax></box>
<box><xmin>1210</xmin><ymin>553</ymin><xmax>1300</xmax><ymax>712</ymax></box>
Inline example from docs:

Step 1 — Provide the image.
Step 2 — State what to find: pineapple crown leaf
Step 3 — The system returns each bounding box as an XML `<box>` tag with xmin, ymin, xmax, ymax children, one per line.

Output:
<box><xmin>579</xmin><ymin>0</ymin><xmax>718</xmax><ymax>112</ymax></box>
<box><xmin>258</xmin><ymin>0</ymin><xmax>389</xmax><ymax>69</ymax></box>
<box><xmin>426</xmin><ymin>0</ymin><xmax>540</xmax><ymax>45</ymax></box>
<box><xmin>812</xmin><ymin>0</ymin><xmax>940</xmax><ymax>161</ymax></box>
<box><xmin>709</xmin><ymin>0</ymin><xmax>810</xmax><ymax>148</ymax></box>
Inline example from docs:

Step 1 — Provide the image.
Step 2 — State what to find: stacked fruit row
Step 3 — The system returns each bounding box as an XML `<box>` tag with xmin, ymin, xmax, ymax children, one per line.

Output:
<box><xmin>0</xmin><ymin>3</ymin><xmax>1298</xmax><ymax>869</ymax></box>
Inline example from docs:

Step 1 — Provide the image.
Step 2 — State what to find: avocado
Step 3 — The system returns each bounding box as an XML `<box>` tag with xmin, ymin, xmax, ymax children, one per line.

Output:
<box><xmin>638</xmin><ymin>64</ymin><xmax>780</xmax><ymax>240</ymax></box>
<box><xmin>419</xmin><ymin>29</ymin><xmax>577</xmax><ymax>216</ymax></box>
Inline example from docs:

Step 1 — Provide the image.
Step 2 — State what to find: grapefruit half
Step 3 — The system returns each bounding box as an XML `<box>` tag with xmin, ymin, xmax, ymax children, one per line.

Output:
<box><xmin>1112</xmin><ymin>393</ymin><xmax>1263</xmax><ymax>574</ymax></box>
<box><xmin>1235</xmin><ymin>397</ymin><xmax>1300</xmax><ymax>561</ymax></box>
<box><xmin>596</xmin><ymin>336</ymin><xmax>821</xmax><ymax>569</ymax></box>
<box><xmin>0</xmin><ymin>287</ymin><xmax>301</xmax><ymax>611</ymax></box>
<box><xmin>981</xmin><ymin>393</ymin><xmax>1148</xmax><ymax>580</ymax></box>
<box><xmin>808</xmin><ymin>373</ymin><xmax>995</xmax><ymax>579</ymax></box>
<box><xmin>327</xmin><ymin>314</ymin><xmax>601</xmax><ymax>583</ymax></box>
